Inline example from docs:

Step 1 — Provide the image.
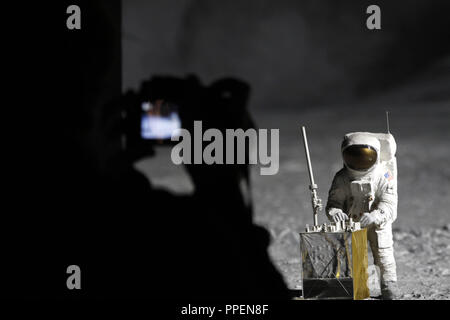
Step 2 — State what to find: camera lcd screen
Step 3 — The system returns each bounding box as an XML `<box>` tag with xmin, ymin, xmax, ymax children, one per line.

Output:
<box><xmin>141</xmin><ymin>100</ymin><xmax>181</xmax><ymax>140</ymax></box>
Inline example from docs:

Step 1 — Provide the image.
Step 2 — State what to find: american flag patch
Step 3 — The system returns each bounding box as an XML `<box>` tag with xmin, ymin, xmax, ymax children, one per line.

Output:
<box><xmin>384</xmin><ymin>171</ymin><xmax>393</xmax><ymax>181</ymax></box>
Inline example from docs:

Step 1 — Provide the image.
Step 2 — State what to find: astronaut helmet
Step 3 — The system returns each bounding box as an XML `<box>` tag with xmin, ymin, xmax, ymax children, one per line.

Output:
<box><xmin>341</xmin><ymin>133</ymin><xmax>380</xmax><ymax>173</ymax></box>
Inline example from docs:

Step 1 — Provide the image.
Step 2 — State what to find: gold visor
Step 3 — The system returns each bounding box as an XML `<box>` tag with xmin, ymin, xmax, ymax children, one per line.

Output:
<box><xmin>342</xmin><ymin>145</ymin><xmax>377</xmax><ymax>171</ymax></box>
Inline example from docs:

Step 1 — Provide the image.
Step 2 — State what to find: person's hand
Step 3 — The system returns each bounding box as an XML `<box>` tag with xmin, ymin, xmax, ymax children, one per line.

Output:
<box><xmin>328</xmin><ymin>209</ymin><xmax>348</xmax><ymax>223</ymax></box>
<box><xmin>360</xmin><ymin>212</ymin><xmax>377</xmax><ymax>228</ymax></box>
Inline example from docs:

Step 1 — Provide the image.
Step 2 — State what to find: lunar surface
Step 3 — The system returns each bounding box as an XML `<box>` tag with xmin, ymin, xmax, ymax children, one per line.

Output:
<box><xmin>136</xmin><ymin>74</ymin><xmax>450</xmax><ymax>300</ymax></box>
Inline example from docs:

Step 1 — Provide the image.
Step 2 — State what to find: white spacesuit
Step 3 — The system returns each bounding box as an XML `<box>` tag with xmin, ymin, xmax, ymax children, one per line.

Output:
<box><xmin>326</xmin><ymin>132</ymin><xmax>399</xmax><ymax>299</ymax></box>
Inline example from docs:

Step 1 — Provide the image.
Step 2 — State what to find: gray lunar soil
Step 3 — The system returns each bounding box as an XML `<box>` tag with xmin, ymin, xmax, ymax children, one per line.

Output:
<box><xmin>136</xmin><ymin>74</ymin><xmax>450</xmax><ymax>300</ymax></box>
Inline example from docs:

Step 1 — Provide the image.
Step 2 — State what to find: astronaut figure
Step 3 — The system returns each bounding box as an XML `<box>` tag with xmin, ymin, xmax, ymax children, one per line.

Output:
<box><xmin>326</xmin><ymin>132</ymin><xmax>399</xmax><ymax>299</ymax></box>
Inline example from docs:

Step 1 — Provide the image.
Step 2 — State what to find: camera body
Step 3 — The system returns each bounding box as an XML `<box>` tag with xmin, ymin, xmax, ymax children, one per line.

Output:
<box><xmin>124</xmin><ymin>75</ymin><xmax>251</xmax><ymax>150</ymax></box>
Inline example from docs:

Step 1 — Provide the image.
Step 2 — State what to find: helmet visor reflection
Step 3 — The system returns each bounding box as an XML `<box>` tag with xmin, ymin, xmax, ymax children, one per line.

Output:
<box><xmin>342</xmin><ymin>145</ymin><xmax>377</xmax><ymax>171</ymax></box>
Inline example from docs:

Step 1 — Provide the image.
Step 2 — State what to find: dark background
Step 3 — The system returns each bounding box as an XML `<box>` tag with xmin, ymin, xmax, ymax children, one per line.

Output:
<box><xmin>123</xmin><ymin>0</ymin><xmax>450</xmax><ymax>107</ymax></box>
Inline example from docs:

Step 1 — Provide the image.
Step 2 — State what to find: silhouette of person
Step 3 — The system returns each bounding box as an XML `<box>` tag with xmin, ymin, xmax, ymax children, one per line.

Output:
<box><xmin>3</xmin><ymin>0</ymin><xmax>289</xmax><ymax>300</ymax></box>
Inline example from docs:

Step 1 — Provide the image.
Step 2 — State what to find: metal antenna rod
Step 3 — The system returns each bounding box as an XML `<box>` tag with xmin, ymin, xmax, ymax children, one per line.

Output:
<box><xmin>386</xmin><ymin>110</ymin><xmax>390</xmax><ymax>134</ymax></box>
<box><xmin>301</xmin><ymin>127</ymin><xmax>316</xmax><ymax>187</ymax></box>
<box><xmin>301</xmin><ymin>126</ymin><xmax>322</xmax><ymax>227</ymax></box>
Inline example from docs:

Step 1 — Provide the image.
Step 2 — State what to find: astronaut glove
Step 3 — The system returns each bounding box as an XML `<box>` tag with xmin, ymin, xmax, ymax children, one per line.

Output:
<box><xmin>360</xmin><ymin>212</ymin><xmax>381</xmax><ymax>228</ymax></box>
<box><xmin>328</xmin><ymin>208</ymin><xmax>348</xmax><ymax>223</ymax></box>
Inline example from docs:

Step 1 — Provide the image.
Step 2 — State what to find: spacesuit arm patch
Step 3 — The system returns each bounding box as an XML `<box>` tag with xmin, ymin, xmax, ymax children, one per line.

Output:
<box><xmin>376</xmin><ymin>177</ymin><xmax>398</xmax><ymax>224</ymax></box>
